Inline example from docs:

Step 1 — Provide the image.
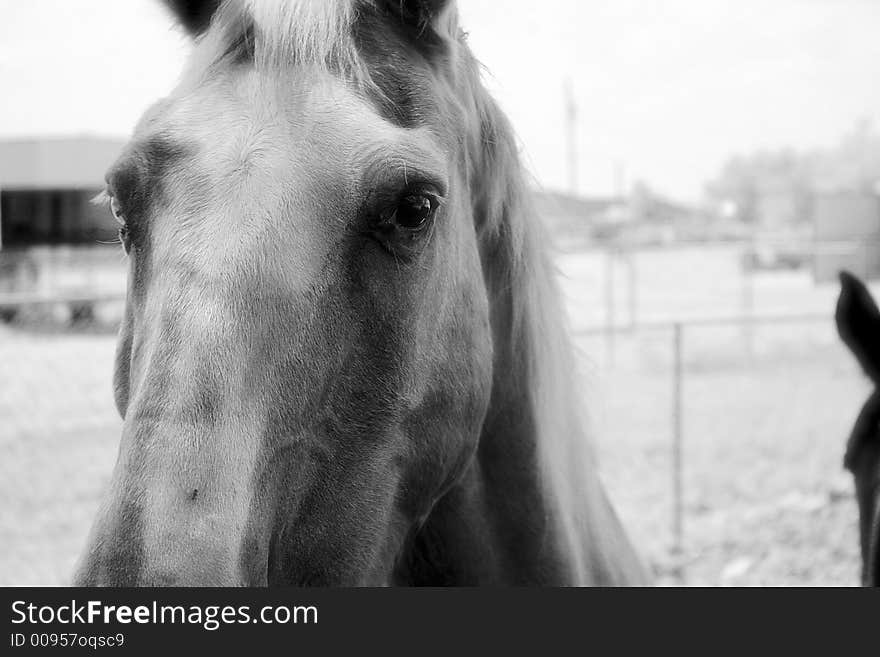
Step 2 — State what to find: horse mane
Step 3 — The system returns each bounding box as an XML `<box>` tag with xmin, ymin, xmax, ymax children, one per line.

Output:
<box><xmin>451</xmin><ymin>42</ymin><xmax>632</xmax><ymax>582</ymax></box>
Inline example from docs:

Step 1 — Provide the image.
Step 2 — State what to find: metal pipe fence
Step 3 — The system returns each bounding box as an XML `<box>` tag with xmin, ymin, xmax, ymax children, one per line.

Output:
<box><xmin>573</xmin><ymin>310</ymin><xmax>857</xmax><ymax>584</ymax></box>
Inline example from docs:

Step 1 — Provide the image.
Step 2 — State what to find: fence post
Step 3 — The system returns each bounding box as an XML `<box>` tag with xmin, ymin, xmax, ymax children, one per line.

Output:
<box><xmin>626</xmin><ymin>249</ymin><xmax>638</xmax><ymax>331</ymax></box>
<box><xmin>741</xmin><ymin>250</ymin><xmax>755</xmax><ymax>362</ymax></box>
<box><xmin>672</xmin><ymin>321</ymin><xmax>684</xmax><ymax>580</ymax></box>
<box><xmin>604</xmin><ymin>249</ymin><xmax>616</xmax><ymax>368</ymax></box>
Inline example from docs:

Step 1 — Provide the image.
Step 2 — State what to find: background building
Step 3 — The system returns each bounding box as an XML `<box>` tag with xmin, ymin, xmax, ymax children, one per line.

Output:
<box><xmin>0</xmin><ymin>137</ymin><xmax>123</xmax><ymax>248</ymax></box>
<box><xmin>0</xmin><ymin>137</ymin><xmax>125</xmax><ymax>298</ymax></box>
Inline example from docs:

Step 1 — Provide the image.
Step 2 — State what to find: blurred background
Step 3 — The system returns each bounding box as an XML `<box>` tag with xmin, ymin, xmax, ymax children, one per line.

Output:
<box><xmin>2</xmin><ymin>0</ymin><xmax>879</xmax><ymax>585</ymax></box>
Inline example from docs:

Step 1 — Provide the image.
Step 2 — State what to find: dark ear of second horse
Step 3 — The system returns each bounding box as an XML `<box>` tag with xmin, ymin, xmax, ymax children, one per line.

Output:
<box><xmin>836</xmin><ymin>270</ymin><xmax>880</xmax><ymax>385</ymax></box>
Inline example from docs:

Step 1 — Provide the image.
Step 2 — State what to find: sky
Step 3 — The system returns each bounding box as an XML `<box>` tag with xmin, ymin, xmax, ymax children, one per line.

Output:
<box><xmin>1</xmin><ymin>0</ymin><xmax>879</xmax><ymax>201</ymax></box>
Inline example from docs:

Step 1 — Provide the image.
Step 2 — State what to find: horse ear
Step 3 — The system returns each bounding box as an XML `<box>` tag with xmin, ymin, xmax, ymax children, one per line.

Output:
<box><xmin>161</xmin><ymin>0</ymin><xmax>222</xmax><ymax>36</ymax></box>
<box><xmin>380</xmin><ymin>0</ymin><xmax>455</xmax><ymax>35</ymax></box>
<box><xmin>836</xmin><ymin>270</ymin><xmax>880</xmax><ymax>384</ymax></box>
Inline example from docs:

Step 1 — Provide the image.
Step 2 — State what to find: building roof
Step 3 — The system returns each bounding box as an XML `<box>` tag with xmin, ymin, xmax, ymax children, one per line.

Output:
<box><xmin>532</xmin><ymin>189</ymin><xmax>625</xmax><ymax>219</ymax></box>
<box><xmin>0</xmin><ymin>136</ymin><xmax>125</xmax><ymax>190</ymax></box>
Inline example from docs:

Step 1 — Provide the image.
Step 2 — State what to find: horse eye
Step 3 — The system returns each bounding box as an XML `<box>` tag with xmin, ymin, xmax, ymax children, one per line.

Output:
<box><xmin>394</xmin><ymin>193</ymin><xmax>437</xmax><ymax>230</ymax></box>
<box><xmin>107</xmin><ymin>194</ymin><xmax>132</xmax><ymax>253</ymax></box>
<box><xmin>109</xmin><ymin>195</ymin><xmax>126</xmax><ymax>226</ymax></box>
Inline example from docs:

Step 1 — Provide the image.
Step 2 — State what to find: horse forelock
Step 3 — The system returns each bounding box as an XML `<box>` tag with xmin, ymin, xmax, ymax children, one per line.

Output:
<box><xmin>185</xmin><ymin>0</ymin><xmax>463</xmax><ymax>87</ymax></box>
<box><xmin>457</xmin><ymin>80</ymin><xmax>634</xmax><ymax>582</ymax></box>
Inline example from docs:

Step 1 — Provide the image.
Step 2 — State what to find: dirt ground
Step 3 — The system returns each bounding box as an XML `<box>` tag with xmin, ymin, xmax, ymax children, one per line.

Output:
<box><xmin>0</xmin><ymin>247</ymin><xmax>868</xmax><ymax>586</ymax></box>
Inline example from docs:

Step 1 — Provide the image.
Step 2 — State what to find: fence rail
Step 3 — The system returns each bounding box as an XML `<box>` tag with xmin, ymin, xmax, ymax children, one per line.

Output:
<box><xmin>573</xmin><ymin>310</ymin><xmax>831</xmax><ymax>335</ymax></box>
<box><xmin>0</xmin><ymin>292</ymin><xmax>125</xmax><ymax>310</ymax></box>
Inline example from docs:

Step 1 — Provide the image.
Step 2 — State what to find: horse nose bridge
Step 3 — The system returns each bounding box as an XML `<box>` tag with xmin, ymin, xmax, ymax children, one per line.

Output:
<box><xmin>88</xmin><ymin>293</ymin><xmax>270</xmax><ymax>585</ymax></box>
<box><xmin>75</xmin><ymin>416</ymin><xmax>267</xmax><ymax>586</ymax></box>
<box><xmin>142</xmin><ymin>514</ymin><xmax>249</xmax><ymax>586</ymax></box>
<box><xmin>127</xmin><ymin>451</ymin><xmax>260</xmax><ymax>585</ymax></box>
<box><xmin>76</xmin><ymin>490</ymin><xmax>261</xmax><ymax>586</ymax></box>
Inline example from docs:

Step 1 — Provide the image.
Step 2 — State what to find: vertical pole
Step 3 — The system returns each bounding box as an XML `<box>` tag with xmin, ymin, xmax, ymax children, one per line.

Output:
<box><xmin>604</xmin><ymin>250</ymin><xmax>616</xmax><ymax>368</ymax></box>
<box><xmin>672</xmin><ymin>322</ymin><xmax>684</xmax><ymax>580</ymax></box>
<box><xmin>613</xmin><ymin>160</ymin><xmax>626</xmax><ymax>198</ymax></box>
<box><xmin>564</xmin><ymin>79</ymin><xmax>578</xmax><ymax>195</ymax></box>
<box><xmin>741</xmin><ymin>244</ymin><xmax>755</xmax><ymax>362</ymax></box>
<box><xmin>627</xmin><ymin>249</ymin><xmax>637</xmax><ymax>331</ymax></box>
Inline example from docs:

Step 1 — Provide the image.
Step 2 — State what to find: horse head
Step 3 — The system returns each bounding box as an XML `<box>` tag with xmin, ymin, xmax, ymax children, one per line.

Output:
<box><xmin>75</xmin><ymin>0</ymin><xmax>647</xmax><ymax>587</ymax></box>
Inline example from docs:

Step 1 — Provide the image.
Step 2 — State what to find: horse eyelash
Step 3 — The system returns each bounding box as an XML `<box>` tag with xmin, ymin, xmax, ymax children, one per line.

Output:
<box><xmin>91</xmin><ymin>189</ymin><xmax>111</xmax><ymax>208</ymax></box>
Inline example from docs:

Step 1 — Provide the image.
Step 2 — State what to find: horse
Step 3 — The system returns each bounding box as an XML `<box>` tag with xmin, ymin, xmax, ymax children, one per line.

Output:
<box><xmin>74</xmin><ymin>0</ymin><xmax>649</xmax><ymax>586</ymax></box>
<box><xmin>835</xmin><ymin>270</ymin><xmax>880</xmax><ymax>587</ymax></box>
